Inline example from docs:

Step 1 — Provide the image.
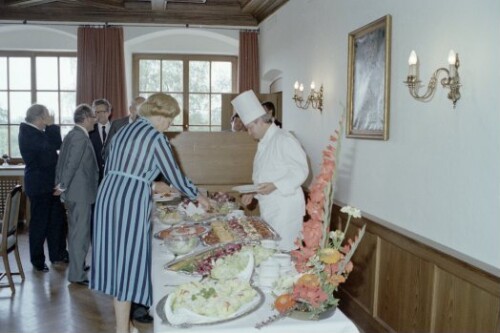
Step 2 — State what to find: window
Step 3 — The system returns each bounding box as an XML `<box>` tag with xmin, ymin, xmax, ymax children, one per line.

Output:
<box><xmin>0</xmin><ymin>52</ymin><xmax>77</xmax><ymax>158</ymax></box>
<box><xmin>133</xmin><ymin>54</ymin><xmax>237</xmax><ymax>132</ymax></box>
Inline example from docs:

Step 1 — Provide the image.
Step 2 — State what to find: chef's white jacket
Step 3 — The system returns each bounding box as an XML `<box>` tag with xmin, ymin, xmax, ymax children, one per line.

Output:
<box><xmin>253</xmin><ymin>123</ymin><xmax>309</xmax><ymax>251</ymax></box>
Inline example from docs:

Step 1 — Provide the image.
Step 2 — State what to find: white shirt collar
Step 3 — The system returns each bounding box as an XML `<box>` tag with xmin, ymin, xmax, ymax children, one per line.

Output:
<box><xmin>24</xmin><ymin>121</ymin><xmax>43</xmax><ymax>131</ymax></box>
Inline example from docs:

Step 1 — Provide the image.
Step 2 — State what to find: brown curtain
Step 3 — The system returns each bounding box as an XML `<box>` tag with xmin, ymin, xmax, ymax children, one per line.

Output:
<box><xmin>239</xmin><ymin>31</ymin><xmax>260</xmax><ymax>93</ymax></box>
<box><xmin>76</xmin><ymin>26</ymin><xmax>127</xmax><ymax>120</ymax></box>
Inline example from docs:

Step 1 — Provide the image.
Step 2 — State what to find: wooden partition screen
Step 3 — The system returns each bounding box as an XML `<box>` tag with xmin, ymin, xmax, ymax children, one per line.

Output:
<box><xmin>332</xmin><ymin>203</ymin><xmax>500</xmax><ymax>333</ymax></box>
<box><xmin>166</xmin><ymin>131</ymin><xmax>259</xmax><ymax>214</ymax></box>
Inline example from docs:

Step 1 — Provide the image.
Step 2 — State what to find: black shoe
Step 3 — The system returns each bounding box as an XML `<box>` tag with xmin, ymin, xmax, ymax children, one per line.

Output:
<box><xmin>133</xmin><ymin>313</ymin><xmax>153</xmax><ymax>324</ymax></box>
<box><xmin>34</xmin><ymin>264</ymin><xmax>49</xmax><ymax>272</ymax></box>
<box><xmin>61</xmin><ymin>253</ymin><xmax>69</xmax><ymax>263</ymax></box>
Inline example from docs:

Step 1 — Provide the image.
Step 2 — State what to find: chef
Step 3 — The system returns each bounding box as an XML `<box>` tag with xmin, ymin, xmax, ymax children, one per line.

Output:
<box><xmin>231</xmin><ymin>90</ymin><xmax>309</xmax><ymax>251</ymax></box>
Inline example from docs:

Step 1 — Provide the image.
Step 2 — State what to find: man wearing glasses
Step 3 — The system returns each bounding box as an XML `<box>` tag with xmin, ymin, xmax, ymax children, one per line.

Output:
<box><xmin>89</xmin><ymin>98</ymin><xmax>112</xmax><ymax>183</ymax></box>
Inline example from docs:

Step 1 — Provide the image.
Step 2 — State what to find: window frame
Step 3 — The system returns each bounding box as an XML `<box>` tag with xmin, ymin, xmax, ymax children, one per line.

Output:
<box><xmin>132</xmin><ymin>53</ymin><xmax>238</xmax><ymax>132</ymax></box>
<box><xmin>0</xmin><ymin>50</ymin><xmax>77</xmax><ymax>160</ymax></box>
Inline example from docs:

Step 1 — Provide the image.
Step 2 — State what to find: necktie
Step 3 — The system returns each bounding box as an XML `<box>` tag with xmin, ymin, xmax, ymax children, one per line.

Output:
<box><xmin>102</xmin><ymin>125</ymin><xmax>107</xmax><ymax>143</ymax></box>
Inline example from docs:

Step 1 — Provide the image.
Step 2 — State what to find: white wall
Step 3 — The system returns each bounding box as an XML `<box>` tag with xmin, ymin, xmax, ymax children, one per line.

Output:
<box><xmin>259</xmin><ymin>0</ymin><xmax>500</xmax><ymax>270</ymax></box>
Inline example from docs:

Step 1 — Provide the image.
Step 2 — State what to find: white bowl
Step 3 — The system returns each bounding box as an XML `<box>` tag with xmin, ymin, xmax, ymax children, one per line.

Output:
<box><xmin>163</xmin><ymin>234</ymin><xmax>199</xmax><ymax>255</ymax></box>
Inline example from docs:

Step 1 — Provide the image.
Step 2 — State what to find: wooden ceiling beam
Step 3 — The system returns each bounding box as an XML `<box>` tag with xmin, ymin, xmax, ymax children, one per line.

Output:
<box><xmin>0</xmin><ymin>5</ymin><xmax>259</xmax><ymax>26</ymax></box>
<box><xmin>0</xmin><ymin>0</ymin><xmax>286</xmax><ymax>26</ymax></box>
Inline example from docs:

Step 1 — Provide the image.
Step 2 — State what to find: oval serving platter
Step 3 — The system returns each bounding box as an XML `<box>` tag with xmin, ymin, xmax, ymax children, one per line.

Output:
<box><xmin>156</xmin><ymin>287</ymin><xmax>265</xmax><ymax>328</ymax></box>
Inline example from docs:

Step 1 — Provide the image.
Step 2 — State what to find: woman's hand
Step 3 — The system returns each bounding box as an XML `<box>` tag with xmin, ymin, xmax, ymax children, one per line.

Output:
<box><xmin>241</xmin><ymin>193</ymin><xmax>254</xmax><ymax>206</ymax></box>
<box><xmin>257</xmin><ymin>182</ymin><xmax>276</xmax><ymax>195</ymax></box>
<box><xmin>196</xmin><ymin>193</ymin><xmax>211</xmax><ymax>211</ymax></box>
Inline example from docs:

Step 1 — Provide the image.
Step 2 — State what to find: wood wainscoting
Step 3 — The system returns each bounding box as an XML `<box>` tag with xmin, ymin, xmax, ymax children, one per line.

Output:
<box><xmin>332</xmin><ymin>204</ymin><xmax>500</xmax><ymax>333</ymax></box>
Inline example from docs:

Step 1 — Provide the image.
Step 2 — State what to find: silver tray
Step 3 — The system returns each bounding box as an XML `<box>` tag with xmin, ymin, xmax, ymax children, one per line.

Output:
<box><xmin>164</xmin><ymin>241</ymin><xmax>252</xmax><ymax>272</ymax></box>
<box><xmin>156</xmin><ymin>286</ymin><xmax>265</xmax><ymax>328</ymax></box>
<box><xmin>201</xmin><ymin>216</ymin><xmax>281</xmax><ymax>247</ymax></box>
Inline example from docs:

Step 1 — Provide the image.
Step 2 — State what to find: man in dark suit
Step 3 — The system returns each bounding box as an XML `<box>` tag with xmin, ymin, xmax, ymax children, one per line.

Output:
<box><xmin>89</xmin><ymin>98</ymin><xmax>111</xmax><ymax>183</ymax></box>
<box><xmin>55</xmin><ymin>104</ymin><xmax>99</xmax><ymax>285</ymax></box>
<box><xmin>18</xmin><ymin>104</ymin><xmax>68</xmax><ymax>272</ymax></box>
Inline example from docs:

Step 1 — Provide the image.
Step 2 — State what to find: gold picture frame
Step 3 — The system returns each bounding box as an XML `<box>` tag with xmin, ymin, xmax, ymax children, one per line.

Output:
<box><xmin>347</xmin><ymin>15</ymin><xmax>392</xmax><ymax>140</ymax></box>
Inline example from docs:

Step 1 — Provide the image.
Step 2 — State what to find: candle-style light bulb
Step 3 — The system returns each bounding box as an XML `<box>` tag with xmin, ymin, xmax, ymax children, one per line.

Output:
<box><xmin>448</xmin><ymin>50</ymin><xmax>456</xmax><ymax>65</ymax></box>
<box><xmin>408</xmin><ymin>50</ymin><xmax>418</xmax><ymax>77</ymax></box>
<box><xmin>448</xmin><ymin>49</ymin><xmax>457</xmax><ymax>78</ymax></box>
<box><xmin>408</xmin><ymin>50</ymin><xmax>417</xmax><ymax>65</ymax></box>
<box><xmin>294</xmin><ymin>81</ymin><xmax>299</xmax><ymax>90</ymax></box>
<box><xmin>310</xmin><ymin>81</ymin><xmax>316</xmax><ymax>90</ymax></box>
<box><xmin>299</xmin><ymin>83</ymin><xmax>304</xmax><ymax>92</ymax></box>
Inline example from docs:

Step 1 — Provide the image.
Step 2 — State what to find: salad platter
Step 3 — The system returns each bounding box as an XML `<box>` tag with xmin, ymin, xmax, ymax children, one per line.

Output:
<box><xmin>156</xmin><ymin>281</ymin><xmax>265</xmax><ymax>327</ymax></box>
<box><xmin>164</xmin><ymin>242</ymin><xmax>276</xmax><ymax>277</ymax></box>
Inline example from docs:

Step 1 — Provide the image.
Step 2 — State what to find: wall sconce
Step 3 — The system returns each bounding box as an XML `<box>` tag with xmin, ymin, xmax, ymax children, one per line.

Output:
<box><xmin>293</xmin><ymin>81</ymin><xmax>323</xmax><ymax>111</ymax></box>
<box><xmin>403</xmin><ymin>50</ymin><xmax>461</xmax><ymax>108</ymax></box>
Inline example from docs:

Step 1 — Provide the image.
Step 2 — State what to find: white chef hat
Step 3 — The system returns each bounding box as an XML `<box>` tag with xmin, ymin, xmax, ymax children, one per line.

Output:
<box><xmin>231</xmin><ymin>90</ymin><xmax>266</xmax><ymax>125</ymax></box>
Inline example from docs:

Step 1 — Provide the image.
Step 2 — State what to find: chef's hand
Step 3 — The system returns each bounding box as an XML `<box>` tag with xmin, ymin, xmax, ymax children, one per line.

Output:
<box><xmin>196</xmin><ymin>193</ymin><xmax>211</xmax><ymax>211</ymax></box>
<box><xmin>257</xmin><ymin>182</ymin><xmax>276</xmax><ymax>195</ymax></box>
<box><xmin>241</xmin><ymin>194</ymin><xmax>254</xmax><ymax>206</ymax></box>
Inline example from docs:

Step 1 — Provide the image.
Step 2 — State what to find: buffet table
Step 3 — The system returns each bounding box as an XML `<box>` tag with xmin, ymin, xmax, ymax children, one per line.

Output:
<box><xmin>151</xmin><ymin>220</ymin><xmax>360</xmax><ymax>333</ymax></box>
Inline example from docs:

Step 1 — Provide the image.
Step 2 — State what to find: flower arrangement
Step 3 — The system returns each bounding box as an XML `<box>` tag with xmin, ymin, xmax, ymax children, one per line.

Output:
<box><xmin>271</xmin><ymin>205</ymin><xmax>365</xmax><ymax>320</ymax></box>
<box><xmin>257</xmin><ymin>115</ymin><xmax>366</xmax><ymax>325</ymax></box>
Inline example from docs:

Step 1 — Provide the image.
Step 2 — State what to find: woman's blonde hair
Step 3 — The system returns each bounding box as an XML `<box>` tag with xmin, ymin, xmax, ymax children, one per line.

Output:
<box><xmin>139</xmin><ymin>93</ymin><xmax>180</xmax><ymax>119</ymax></box>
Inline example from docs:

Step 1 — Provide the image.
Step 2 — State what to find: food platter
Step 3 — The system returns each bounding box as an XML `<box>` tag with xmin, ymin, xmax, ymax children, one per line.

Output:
<box><xmin>154</xmin><ymin>225</ymin><xmax>210</xmax><ymax>240</ymax></box>
<box><xmin>156</xmin><ymin>205</ymin><xmax>185</xmax><ymax>225</ymax></box>
<box><xmin>156</xmin><ymin>285</ymin><xmax>264</xmax><ymax>328</ymax></box>
<box><xmin>232</xmin><ymin>184</ymin><xmax>259</xmax><ymax>194</ymax></box>
<box><xmin>201</xmin><ymin>216</ymin><xmax>280</xmax><ymax>246</ymax></box>
<box><xmin>153</xmin><ymin>192</ymin><xmax>181</xmax><ymax>202</ymax></box>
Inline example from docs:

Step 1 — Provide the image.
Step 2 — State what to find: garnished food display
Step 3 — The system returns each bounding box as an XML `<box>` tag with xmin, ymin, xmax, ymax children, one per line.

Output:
<box><xmin>164</xmin><ymin>279</ymin><xmax>262</xmax><ymax>325</ymax></box>
<box><xmin>154</xmin><ymin>225</ymin><xmax>210</xmax><ymax>240</ymax></box>
<box><xmin>156</xmin><ymin>205</ymin><xmax>185</xmax><ymax>224</ymax></box>
<box><xmin>202</xmin><ymin>216</ymin><xmax>279</xmax><ymax>245</ymax></box>
<box><xmin>167</xmin><ymin>243</ymin><xmax>243</xmax><ymax>275</ymax></box>
<box><xmin>153</xmin><ymin>191</ymin><xmax>180</xmax><ymax>202</ymax></box>
<box><xmin>165</xmin><ymin>243</ymin><xmax>275</xmax><ymax>277</ymax></box>
<box><xmin>209</xmin><ymin>192</ymin><xmax>238</xmax><ymax>214</ymax></box>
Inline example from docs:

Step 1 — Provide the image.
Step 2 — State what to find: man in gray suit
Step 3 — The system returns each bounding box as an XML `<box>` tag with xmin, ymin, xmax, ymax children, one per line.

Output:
<box><xmin>55</xmin><ymin>104</ymin><xmax>99</xmax><ymax>285</ymax></box>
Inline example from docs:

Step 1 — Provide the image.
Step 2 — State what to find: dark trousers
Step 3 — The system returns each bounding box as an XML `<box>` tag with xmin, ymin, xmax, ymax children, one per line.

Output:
<box><xmin>28</xmin><ymin>193</ymin><xmax>67</xmax><ymax>267</ymax></box>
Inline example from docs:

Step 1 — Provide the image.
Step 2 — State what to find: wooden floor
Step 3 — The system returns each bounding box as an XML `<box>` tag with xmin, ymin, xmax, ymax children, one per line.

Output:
<box><xmin>0</xmin><ymin>225</ymin><xmax>154</xmax><ymax>333</ymax></box>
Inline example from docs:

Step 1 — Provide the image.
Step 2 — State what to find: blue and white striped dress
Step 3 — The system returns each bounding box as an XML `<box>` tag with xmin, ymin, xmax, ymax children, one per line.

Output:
<box><xmin>90</xmin><ymin>117</ymin><xmax>198</xmax><ymax>306</ymax></box>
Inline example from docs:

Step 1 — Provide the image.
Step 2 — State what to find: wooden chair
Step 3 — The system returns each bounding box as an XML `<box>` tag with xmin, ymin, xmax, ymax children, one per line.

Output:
<box><xmin>0</xmin><ymin>185</ymin><xmax>24</xmax><ymax>293</ymax></box>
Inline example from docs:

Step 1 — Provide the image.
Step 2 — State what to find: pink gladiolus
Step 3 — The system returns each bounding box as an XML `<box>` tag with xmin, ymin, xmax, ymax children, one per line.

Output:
<box><xmin>345</xmin><ymin>261</ymin><xmax>354</xmax><ymax>273</ymax></box>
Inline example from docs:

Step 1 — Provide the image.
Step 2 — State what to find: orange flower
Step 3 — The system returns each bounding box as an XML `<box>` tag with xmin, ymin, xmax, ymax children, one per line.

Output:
<box><xmin>274</xmin><ymin>294</ymin><xmax>296</xmax><ymax>314</ymax></box>
<box><xmin>296</xmin><ymin>274</ymin><xmax>320</xmax><ymax>288</ymax></box>
<box><xmin>327</xmin><ymin>274</ymin><xmax>346</xmax><ymax>287</ymax></box>
<box><xmin>293</xmin><ymin>284</ymin><xmax>328</xmax><ymax>308</ymax></box>
<box><xmin>318</xmin><ymin>248</ymin><xmax>342</xmax><ymax>264</ymax></box>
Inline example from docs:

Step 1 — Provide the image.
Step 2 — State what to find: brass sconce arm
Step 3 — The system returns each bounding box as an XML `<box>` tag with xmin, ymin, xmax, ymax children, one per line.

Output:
<box><xmin>404</xmin><ymin>51</ymin><xmax>461</xmax><ymax>108</ymax></box>
<box><xmin>292</xmin><ymin>82</ymin><xmax>323</xmax><ymax>111</ymax></box>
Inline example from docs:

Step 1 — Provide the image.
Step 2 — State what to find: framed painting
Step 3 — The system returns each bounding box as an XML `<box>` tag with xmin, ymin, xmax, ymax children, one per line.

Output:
<box><xmin>346</xmin><ymin>15</ymin><xmax>392</xmax><ymax>140</ymax></box>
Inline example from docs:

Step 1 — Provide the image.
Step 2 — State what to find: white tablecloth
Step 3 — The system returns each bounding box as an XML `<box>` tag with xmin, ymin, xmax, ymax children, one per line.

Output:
<box><xmin>151</xmin><ymin>222</ymin><xmax>359</xmax><ymax>333</ymax></box>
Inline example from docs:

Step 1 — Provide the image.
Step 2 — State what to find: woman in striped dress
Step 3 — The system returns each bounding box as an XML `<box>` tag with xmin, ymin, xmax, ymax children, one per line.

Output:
<box><xmin>90</xmin><ymin>93</ymin><xmax>210</xmax><ymax>333</ymax></box>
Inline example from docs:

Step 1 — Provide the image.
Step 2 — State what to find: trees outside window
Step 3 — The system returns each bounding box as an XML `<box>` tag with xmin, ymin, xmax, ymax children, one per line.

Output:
<box><xmin>133</xmin><ymin>54</ymin><xmax>237</xmax><ymax>132</ymax></box>
<box><xmin>0</xmin><ymin>52</ymin><xmax>77</xmax><ymax>158</ymax></box>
